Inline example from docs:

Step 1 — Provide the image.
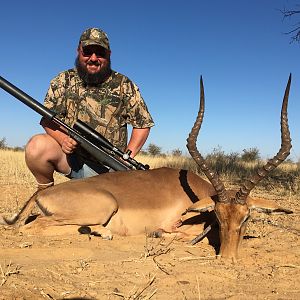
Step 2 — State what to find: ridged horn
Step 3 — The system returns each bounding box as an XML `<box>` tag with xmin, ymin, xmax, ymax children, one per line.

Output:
<box><xmin>187</xmin><ymin>76</ymin><xmax>229</xmax><ymax>203</ymax></box>
<box><xmin>235</xmin><ymin>74</ymin><xmax>292</xmax><ymax>204</ymax></box>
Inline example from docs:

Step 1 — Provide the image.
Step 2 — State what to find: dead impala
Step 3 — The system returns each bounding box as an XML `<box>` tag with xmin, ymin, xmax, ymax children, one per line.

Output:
<box><xmin>0</xmin><ymin>75</ymin><xmax>293</xmax><ymax>261</ymax></box>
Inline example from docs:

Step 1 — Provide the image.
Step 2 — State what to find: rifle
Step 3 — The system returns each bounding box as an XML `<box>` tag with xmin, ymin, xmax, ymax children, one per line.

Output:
<box><xmin>0</xmin><ymin>75</ymin><xmax>150</xmax><ymax>171</ymax></box>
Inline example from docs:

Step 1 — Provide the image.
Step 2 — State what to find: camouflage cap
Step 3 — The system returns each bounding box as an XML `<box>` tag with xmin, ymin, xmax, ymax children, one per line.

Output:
<box><xmin>79</xmin><ymin>28</ymin><xmax>110</xmax><ymax>50</ymax></box>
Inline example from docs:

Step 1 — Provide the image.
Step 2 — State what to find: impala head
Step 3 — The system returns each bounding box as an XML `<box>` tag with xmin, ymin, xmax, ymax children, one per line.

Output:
<box><xmin>186</xmin><ymin>75</ymin><xmax>293</xmax><ymax>261</ymax></box>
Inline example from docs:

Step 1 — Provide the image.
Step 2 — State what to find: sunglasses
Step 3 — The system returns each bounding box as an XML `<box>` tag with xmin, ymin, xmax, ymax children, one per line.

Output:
<box><xmin>81</xmin><ymin>46</ymin><xmax>107</xmax><ymax>58</ymax></box>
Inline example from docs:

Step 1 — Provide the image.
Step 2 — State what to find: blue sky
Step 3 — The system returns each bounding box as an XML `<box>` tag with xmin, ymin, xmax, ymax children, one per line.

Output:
<box><xmin>0</xmin><ymin>0</ymin><xmax>299</xmax><ymax>161</ymax></box>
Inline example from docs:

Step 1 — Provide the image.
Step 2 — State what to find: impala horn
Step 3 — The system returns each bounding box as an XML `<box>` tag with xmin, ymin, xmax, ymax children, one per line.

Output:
<box><xmin>235</xmin><ymin>74</ymin><xmax>292</xmax><ymax>204</ymax></box>
<box><xmin>187</xmin><ymin>76</ymin><xmax>229</xmax><ymax>203</ymax></box>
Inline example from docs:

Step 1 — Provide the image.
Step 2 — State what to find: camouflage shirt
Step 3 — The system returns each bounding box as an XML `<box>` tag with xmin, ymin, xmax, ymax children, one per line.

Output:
<box><xmin>44</xmin><ymin>68</ymin><xmax>154</xmax><ymax>151</ymax></box>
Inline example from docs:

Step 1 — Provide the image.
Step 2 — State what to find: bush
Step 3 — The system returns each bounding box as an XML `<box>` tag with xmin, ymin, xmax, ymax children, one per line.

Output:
<box><xmin>0</xmin><ymin>137</ymin><xmax>7</xmax><ymax>149</ymax></box>
<box><xmin>241</xmin><ymin>147</ymin><xmax>260</xmax><ymax>162</ymax></box>
<box><xmin>171</xmin><ymin>148</ymin><xmax>182</xmax><ymax>157</ymax></box>
<box><xmin>147</xmin><ymin>143</ymin><xmax>162</xmax><ymax>156</ymax></box>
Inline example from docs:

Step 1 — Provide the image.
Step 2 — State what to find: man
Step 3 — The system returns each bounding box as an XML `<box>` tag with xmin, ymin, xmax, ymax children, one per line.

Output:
<box><xmin>25</xmin><ymin>28</ymin><xmax>154</xmax><ymax>190</ymax></box>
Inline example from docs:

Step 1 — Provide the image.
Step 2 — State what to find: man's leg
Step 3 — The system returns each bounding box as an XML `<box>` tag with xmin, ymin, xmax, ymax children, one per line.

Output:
<box><xmin>25</xmin><ymin>134</ymin><xmax>71</xmax><ymax>189</ymax></box>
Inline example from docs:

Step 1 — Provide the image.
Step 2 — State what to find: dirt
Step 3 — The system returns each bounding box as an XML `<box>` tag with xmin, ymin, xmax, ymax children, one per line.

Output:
<box><xmin>0</xmin><ymin>183</ymin><xmax>299</xmax><ymax>300</ymax></box>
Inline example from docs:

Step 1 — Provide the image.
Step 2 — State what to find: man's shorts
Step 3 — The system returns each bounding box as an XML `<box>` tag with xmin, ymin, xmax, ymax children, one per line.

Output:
<box><xmin>65</xmin><ymin>153</ymin><xmax>109</xmax><ymax>179</ymax></box>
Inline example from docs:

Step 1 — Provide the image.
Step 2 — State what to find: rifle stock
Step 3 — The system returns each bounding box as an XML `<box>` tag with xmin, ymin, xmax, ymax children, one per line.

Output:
<box><xmin>0</xmin><ymin>75</ymin><xmax>149</xmax><ymax>171</ymax></box>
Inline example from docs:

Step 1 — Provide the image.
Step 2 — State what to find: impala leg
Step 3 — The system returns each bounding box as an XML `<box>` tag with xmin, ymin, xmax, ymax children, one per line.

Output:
<box><xmin>20</xmin><ymin>216</ymin><xmax>115</xmax><ymax>240</ymax></box>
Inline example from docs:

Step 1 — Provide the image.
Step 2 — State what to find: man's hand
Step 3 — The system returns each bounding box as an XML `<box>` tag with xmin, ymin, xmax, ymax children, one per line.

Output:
<box><xmin>61</xmin><ymin>136</ymin><xmax>78</xmax><ymax>154</ymax></box>
<box><xmin>41</xmin><ymin>117</ymin><xmax>78</xmax><ymax>154</ymax></box>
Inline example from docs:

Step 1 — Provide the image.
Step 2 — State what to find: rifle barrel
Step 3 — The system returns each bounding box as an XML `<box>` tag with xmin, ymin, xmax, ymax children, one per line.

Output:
<box><xmin>0</xmin><ymin>76</ymin><xmax>55</xmax><ymax>119</ymax></box>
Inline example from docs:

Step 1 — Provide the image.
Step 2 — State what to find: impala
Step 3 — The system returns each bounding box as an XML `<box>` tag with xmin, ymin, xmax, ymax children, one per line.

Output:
<box><xmin>1</xmin><ymin>75</ymin><xmax>293</xmax><ymax>261</ymax></box>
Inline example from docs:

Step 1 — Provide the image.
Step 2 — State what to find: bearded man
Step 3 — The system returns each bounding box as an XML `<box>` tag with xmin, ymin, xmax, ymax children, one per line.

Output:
<box><xmin>25</xmin><ymin>28</ymin><xmax>154</xmax><ymax>190</ymax></box>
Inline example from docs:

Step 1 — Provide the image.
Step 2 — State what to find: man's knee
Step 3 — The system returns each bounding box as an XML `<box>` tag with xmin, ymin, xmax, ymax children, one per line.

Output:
<box><xmin>26</xmin><ymin>134</ymin><xmax>47</xmax><ymax>157</ymax></box>
<box><xmin>25</xmin><ymin>134</ymin><xmax>59</xmax><ymax>160</ymax></box>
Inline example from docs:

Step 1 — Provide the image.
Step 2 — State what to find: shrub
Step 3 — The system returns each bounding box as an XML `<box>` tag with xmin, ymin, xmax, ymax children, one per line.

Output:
<box><xmin>241</xmin><ymin>147</ymin><xmax>260</xmax><ymax>162</ymax></box>
<box><xmin>147</xmin><ymin>143</ymin><xmax>162</xmax><ymax>156</ymax></box>
<box><xmin>0</xmin><ymin>137</ymin><xmax>7</xmax><ymax>149</ymax></box>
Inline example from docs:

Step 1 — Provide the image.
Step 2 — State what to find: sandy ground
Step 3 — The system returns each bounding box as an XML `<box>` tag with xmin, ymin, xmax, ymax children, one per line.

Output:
<box><xmin>0</xmin><ymin>180</ymin><xmax>299</xmax><ymax>300</ymax></box>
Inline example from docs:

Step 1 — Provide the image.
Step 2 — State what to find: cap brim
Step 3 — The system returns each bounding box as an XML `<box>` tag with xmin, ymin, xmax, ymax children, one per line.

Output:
<box><xmin>81</xmin><ymin>40</ymin><xmax>109</xmax><ymax>50</ymax></box>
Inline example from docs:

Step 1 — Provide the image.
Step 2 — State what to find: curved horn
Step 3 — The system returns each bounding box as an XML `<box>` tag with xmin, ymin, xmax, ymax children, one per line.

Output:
<box><xmin>187</xmin><ymin>77</ymin><xmax>229</xmax><ymax>203</ymax></box>
<box><xmin>235</xmin><ymin>74</ymin><xmax>292</xmax><ymax>204</ymax></box>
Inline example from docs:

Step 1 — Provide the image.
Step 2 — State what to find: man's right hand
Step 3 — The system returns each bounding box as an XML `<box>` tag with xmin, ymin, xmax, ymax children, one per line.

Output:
<box><xmin>41</xmin><ymin>117</ymin><xmax>78</xmax><ymax>154</ymax></box>
<box><xmin>61</xmin><ymin>136</ymin><xmax>78</xmax><ymax>154</ymax></box>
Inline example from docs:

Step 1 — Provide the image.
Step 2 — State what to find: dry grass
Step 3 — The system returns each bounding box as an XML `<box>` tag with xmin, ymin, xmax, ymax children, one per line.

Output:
<box><xmin>0</xmin><ymin>150</ymin><xmax>32</xmax><ymax>186</ymax></box>
<box><xmin>0</xmin><ymin>149</ymin><xmax>67</xmax><ymax>213</ymax></box>
<box><xmin>0</xmin><ymin>149</ymin><xmax>298</xmax><ymax>202</ymax></box>
<box><xmin>0</xmin><ymin>149</ymin><xmax>67</xmax><ymax>186</ymax></box>
<box><xmin>0</xmin><ymin>261</ymin><xmax>21</xmax><ymax>287</ymax></box>
<box><xmin>136</xmin><ymin>153</ymin><xmax>300</xmax><ymax>196</ymax></box>
<box><xmin>137</xmin><ymin>154</ymin><xmax>198</xmax><ymax>172</ymax></box>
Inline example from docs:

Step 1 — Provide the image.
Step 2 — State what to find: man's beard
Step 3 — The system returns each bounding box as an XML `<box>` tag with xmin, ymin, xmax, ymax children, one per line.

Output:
<box><xmin>75</xmin><ymin>57</ymin><xmax>112</xmax><ymax>85</ymax></box>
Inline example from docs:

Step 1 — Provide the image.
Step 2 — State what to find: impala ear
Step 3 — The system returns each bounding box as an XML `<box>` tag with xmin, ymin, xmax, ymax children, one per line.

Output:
<box><xmin>182</xmin><ymin>197</ymin><xmax>215</xmax><ymax>215</ymax></box>
<box><xmin>247</xmin><ymin>197</ymin><xmax>293</xmax><ymax>215</ymax></box>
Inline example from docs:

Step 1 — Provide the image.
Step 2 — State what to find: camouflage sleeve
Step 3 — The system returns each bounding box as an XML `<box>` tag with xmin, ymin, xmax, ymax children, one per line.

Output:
<box><xmin>124</xmin><ymin>81</ymin><xmax>154</xmax><ymax>128</ymax></box>
<box><xmin>43</xmin><ymin>73</ymin><xmax>67</xmax><ymax>120</ymax></box>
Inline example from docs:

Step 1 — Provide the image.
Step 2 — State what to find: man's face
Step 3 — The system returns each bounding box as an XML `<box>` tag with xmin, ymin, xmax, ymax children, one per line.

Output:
<box><xmin>76</xmin><ymin>44</ymin><xmax>111</xmax><ymax>85</ymax></box>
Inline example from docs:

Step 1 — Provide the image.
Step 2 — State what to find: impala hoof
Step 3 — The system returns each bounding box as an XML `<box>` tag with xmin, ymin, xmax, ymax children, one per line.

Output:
<box><xmin>78</xmin><ymin>226</ymin><xmax>92</xmax><ymax>235</ymax></box>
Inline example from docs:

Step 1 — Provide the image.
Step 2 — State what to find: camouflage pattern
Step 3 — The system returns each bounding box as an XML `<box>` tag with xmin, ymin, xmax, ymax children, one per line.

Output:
<box><xmin>79</xmin><ymin>28</ymin><xmax>110</xmax><ymax>50</ymax></box>
<box><xmin>44</xmin><ymin>68</ymin><xmax>154</xmax><ymax>152</ymax></box>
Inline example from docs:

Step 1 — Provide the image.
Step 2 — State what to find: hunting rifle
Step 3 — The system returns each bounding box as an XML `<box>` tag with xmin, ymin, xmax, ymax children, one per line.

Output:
<box><xmin>0</xmin><ymin>75</ymin><xmax>149</xmax><ymax>171</ymax></box>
